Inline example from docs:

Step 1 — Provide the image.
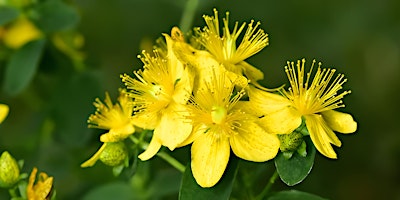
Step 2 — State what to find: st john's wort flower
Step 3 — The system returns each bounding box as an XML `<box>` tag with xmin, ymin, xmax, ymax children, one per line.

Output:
<box><xmin>193</xmin><ymin>8</ymin><xmax>268</xmax><ymax>86</ymax></box>
<box><xmin>121</xmin><ymin>31</ymin><xmax>193</xmax><ymax>161</ymax></box>
<box><xmin>182</xmin><ymin>69</ymin><xmax>279</xmax><ymax>187</ymax></box>
<box><xmin>248</xmin><ymin>59</ymin><xmax>357</xmax><ymax>158</ymax></box>
<box><xmin>81</xmin><ymin>89</ymin><xmax>135</xmax><ymax>167</ymax></box>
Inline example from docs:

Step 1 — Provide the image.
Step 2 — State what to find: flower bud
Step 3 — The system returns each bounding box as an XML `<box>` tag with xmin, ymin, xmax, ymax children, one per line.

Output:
<box><xmin>100</xmin><ymin>142</ymin><xmax>128</xmax><ymax>167</ymax></box>
<box><xmin>278</xmin><ymin>131</ymin><xmax>304</xmax><ymax>152</ymax></box>
<box><xmin>0</xmin><ymin>151</ymin><xmax>20</xmax><ymax>188</ymax></box>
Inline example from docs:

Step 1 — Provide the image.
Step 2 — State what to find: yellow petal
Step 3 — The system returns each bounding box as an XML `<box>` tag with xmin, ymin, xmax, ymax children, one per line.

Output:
<box><xmin>154</xmin><ymin>103</ymin><xmax>192</xmax><ymax>150</ymax></box>
<box><xmin>259</xmin><ymin>106</ymin><xmax>302</xmax><ymax>134</ymax></box>
<box><xmin>100</xmin><ymin>124</ymin><xmax>135</xmax><ymax>142</ymax></box>
<box><xmin>3</xmin><ymin>17</ymin><xmax>42</xmax><ymax>49</ymax></box>
<box><xmin>191</xmin><ymin>133</ymin><xmax>230</xmax><ymax>188</ymax></box>
<box><xmin>138</xmin><ymin>136</ymin><xmax>162</xmax><ymax>161</ymax></box>
<box><xmin>238</xmin><ymin>61</ymin><xmax>264</xmax><ymax>81</ymax></box>
<box><xmin>81</xmin><ymin>143</ymin><xmax>107</xmax><ymax>168</ymax></box>
<box><xmin>0</xmin><ymin>104</ymin><xmax>9</xmax><ymax>124</ymax></box>
<box><xmin>132</xmin><ymin>111</ymin><xmax>160</xmax><ymax>130</ymax></box>
<box><xmin>305</xmin><ymin>114</ymin><xmax>341</xmax><ymax>159</ymax></box>
<box><xmin>321</xmin><ymin>110</ymin><xmax>357</xmax><ymax>134</ymax></box>
<box><xmin>177</xmin><ymin>123</ymin><xmax>208</xmax><ymax>147</ymax></box>
<box><xmin>248</xmin><ymin>86</ymin><xmax>292</xmax><ymax>114</ymax></box>
<box><xmin>230</xmin><ymin>121</ymin><xmax>279</xmax><ymax>162</ymax></box>
<box><xmin>249</xmin><ymin>86</ymin><xmax>302</xmax><ymax>134</ymax></box>
<box><xmin>172</xmin><ymin>66</ymin><xmax>194</xmax><ymax>105</ymax></box>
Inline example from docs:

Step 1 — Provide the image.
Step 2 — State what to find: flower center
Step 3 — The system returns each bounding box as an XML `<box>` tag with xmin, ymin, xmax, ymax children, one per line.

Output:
<box><xmin>211</xmin><ymin>105</ymin><xmax>227</xmax><ymax>125</ymax></box>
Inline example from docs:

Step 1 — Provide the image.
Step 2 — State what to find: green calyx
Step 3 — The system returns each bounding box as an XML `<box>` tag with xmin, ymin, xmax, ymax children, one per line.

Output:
<box><xmin>100</xmin><ymin>142</ymin><xmax>129</xmax><ymax>167</ymax></box>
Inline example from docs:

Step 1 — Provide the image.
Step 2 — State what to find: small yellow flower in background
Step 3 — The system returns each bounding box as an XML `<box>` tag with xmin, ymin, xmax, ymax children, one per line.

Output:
<box><xmin>27</xmin><ymin>167</ymin><xmax>53</xmax><ymax>200</ymax></box>
<box><xmin>0</xmin><ymin>104</ymin><xmax>9</xmax><ymax>124</ymax></box>
<box><xmin>2</xmin><ymin>16</ymin><xmax>42</xmax><ymax>49</ymax></box>
<box><xmin>194</xmin><ymin>8</ymin><xmax>268</xmax><ymax>85</ymax></box>
<box><xmin>121</xmin><ymin>30</ymin><xmax>193</xmax><ymax>161</ymax></box>
<box><xmin>81</xmin><ymin>89</ymin><xmax>135</xmax><ymax>167</ymax></box>
<box><xmin>249</xmin><ymin>59</ymin><xmax>357</xmax><ymax>158</ymax></box>
<box><xmin>183</xmin><ymin>70</ymin><xmax>279</xmax><ymax>188</ymax></box>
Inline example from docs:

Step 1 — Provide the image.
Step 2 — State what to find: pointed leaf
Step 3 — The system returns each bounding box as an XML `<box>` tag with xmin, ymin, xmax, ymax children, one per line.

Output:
<box><xmin>268</xmin><ymin>190</ymin><xmax>327</xmax><ymax>200</ymax></box>
<box><xmin>3</xmin><ymin>39</ymin><xmax>45</xmax><ymax>96</ymax></box>
<box><xmin>274</xmin><ymin>138</ymin><xmax>316</xmax><ymax>186</ymax></box>
<box><xmin>0</xmin><ymin>6</ymin><xmax>19</xmax><ymax>26</ymax></box>
<box><xmin>31</xmin><ymin>0</ymin><xmax>79</xmax><ymax>33</ymax></box>
<box><xmin>179</xmin><ymin>156</ymin><xmax>238</xmax><ymax>200</ymax></box>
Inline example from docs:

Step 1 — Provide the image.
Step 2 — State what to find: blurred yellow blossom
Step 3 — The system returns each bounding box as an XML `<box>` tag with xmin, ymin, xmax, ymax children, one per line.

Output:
<box><xmin>0</xmin><ymin>104</ymin><xmax>9</xmax><ymax>124</ymax></box>
<box><xmin>2</xmin><ymin>16</ymin><xmax>42</xmax><ymax>49</ymax></box>
<box><xmin>249</xmin><ymin>59</ymin><xmax>357</xmax><ymax>158</ymax></box>
<box><xmin>27</xmin><ymin>167</ymin><xmax>53</xmax><ymax>200</ymax></box>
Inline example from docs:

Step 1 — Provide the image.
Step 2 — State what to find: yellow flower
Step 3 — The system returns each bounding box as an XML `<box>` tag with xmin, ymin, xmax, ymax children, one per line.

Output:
<box><xmin>27</xmin><ymin>167</ymin><xmax>53</xmax><ymax>200</ymax></box>
<box><xmin>183</xmin><ymin>70</ymin><xmax>279</xmax><ymax>187</ymax></box>
<box><xmin>81</xmin><ymin>89</ymin><xmax>135</xmax><ymax>167</ymax></box>
<box><xmin>194</xmin><ymin>8</ymin><xmax>268</xmax><ymax>85</ymax></box>
<box><xmin>87</xmin><ymin>89</ymin><xmax>135</xmax><ymax>142</ymax></box>
<box><xmin>121</xmin><ymin>31</ymin><xmax>193</xmax><ymax>160</ymax></box>
<box><xmin>2</xmin><ymin>17</ymin><xmax>42</xmax><ymax>49</ymax></box>
<box><xmin>0</xmin><ymin>104</ymin><xmax>9</xmax><ymax>124</ymax></box>
<box><xmin>249</xmin><ymin>59</ymin><xmax>357</xmax><ymax>158</ymax></box>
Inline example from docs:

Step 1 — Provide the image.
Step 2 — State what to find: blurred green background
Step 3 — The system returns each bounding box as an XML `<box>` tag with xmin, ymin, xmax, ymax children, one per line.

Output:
<box><xmin>1</xmin><ymin>0</ymin><xmax>399</xmax><ymax>199</ymax></box>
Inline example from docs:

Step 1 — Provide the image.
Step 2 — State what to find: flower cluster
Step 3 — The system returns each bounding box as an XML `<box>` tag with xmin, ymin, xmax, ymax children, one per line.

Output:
<box><xmin>82</xmin><ymin>9</ymin><xmax>357</xmax><ymax>188</ymax></box>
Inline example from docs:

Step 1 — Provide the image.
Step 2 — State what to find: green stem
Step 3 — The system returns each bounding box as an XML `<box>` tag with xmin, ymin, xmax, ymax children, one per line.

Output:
<box><xmin>255</xmin><ymin>170</ymin><xmax>279</xmax><ymax>200</ymax></box>
<box><xmin>8</xmin><ymin>186</ymin><xmax>18</xmax><ymax>198</ymax></box>
<box><xmin>179</xmin><ymin>0</ymin><xmax>199</xmax><ymax>33</ymax></box>
<box><xmin>129</xmin><ymin>135</ymin><xmax>185</xmax><ymax>173</ymax></box>
<box><xmin>156</xmin><ymin>151</ymin><xmax>185</xmax><ymax>173</ymax></box>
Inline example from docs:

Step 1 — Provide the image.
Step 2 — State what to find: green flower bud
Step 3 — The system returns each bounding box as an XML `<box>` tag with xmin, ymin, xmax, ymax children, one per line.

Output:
<box><xmin>100</xmin><ymin>142</ymin><xmax>128</xmax><ymax>167</ymax></box>
<box><xmin>278</xmin><ymin>131</ymin><xmax>304</xmax><ymax>152</ymax></box>
<box><xmin>0</xmin><ymin>151</ymin><xmax>20</xmax><ymax>188</ymax></box>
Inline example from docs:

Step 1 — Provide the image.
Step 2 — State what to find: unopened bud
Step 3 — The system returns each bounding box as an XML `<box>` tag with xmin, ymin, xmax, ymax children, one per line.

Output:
<box><xmin>278</xmin><ymin>131</ymin><xmax>304</xmax><ymax>152</ymax></box>
<box><xmin>100</xmin><ymin>142</ymin><xmax>128</xmax><ymax>167</ymax></box>
<box><xmin>0</xmin><ymin>151</ymin><xmax>20</xmax><ymax>188</ymax></box>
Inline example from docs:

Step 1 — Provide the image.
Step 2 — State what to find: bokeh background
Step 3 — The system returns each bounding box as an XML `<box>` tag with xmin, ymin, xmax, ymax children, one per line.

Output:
<box><xmin>1</xmin><ymin>0</ymin><xmax>399</xmax><ymax>199</ymax></box>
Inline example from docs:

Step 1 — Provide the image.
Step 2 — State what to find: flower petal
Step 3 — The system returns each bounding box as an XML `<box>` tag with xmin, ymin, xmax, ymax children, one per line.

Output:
<box><xmin>191</xmin><ymin>133</ymin><xmax>230</xmax><ymax>188</ymax></box>
<box><xmin>259</xmin><ymin>106</ymin><xmax>302</xmax><ymax>134</ymax></box>
<box><xmin>100</xmin><ymin>124</ymin><xmax>135</xmax><ymax>142</ymax></box>
<box><xmin>178</xmin><ymin>123</ymin><xmax>208</xmax><ymax>147</ymax></box>
<box><xmin>138</xmin><ymin>136</ymin><xmax>162</xmax><ymax>161</ymax></box>
<box><xmin>321</xmin><ymin>110</ymin><xmax>357</xmax><ymax>134</ymax></box>
<box><xmin>0</xmin><ymin>104</ymin><xmax>9</xmax><ymax>124</ymax></box>
<box><xmin>239</xmin><ymin>61</ymin><xmax>264</xmax><ymax>81</ymax></box>
<box><xmin>230</xmin><ymin>121</ymin><xmax>279</xmax><ymax>162</ymax></box>
<box><xmin>81</xmin><ymin>143</ymin><xmax>107</xmax><ymax>168</ymax></box>
<box><xmin>154</xmin><ymin>103</ymin><xmax>192</xmax><ymax>150</ymax></box>
<box><xmin>132</xmin><ymin>111</ymin><xmax>160</xmax><ymax>130</ymax></box>
<box><xmin>305</xmin><ymin>114</ymin><xmax>341</xmax><ymax>159</ymax></box>
<box><xmin>248</xmin><ymin>86</ymin><xmax>292</xmax><ymax>115</ymax></box>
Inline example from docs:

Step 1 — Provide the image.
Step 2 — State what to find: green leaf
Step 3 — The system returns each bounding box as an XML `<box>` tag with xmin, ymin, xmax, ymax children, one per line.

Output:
<box><xmin>3</xmin><ymin>39</ymin><xmax>45</xmax><ymax>96</ymax></box>
<box><xmin>274</xmin><ymin>138</ymin><xmax>316</xmax><ymax>186</ymax></box>
<box><xmin>31</xmin><ymin>0</ymin><xmax>79</xmax><ymax>33</ymax></box>
<box><xmin>148</xmin><ymin>168</ymin><xmax>182</xmax><ymax>198</ymax></box>
<box><xmin>268</xmin><ymin>190</ymin><xmax>327</xmax><ymax>200</ymax></box>
<box><xmin>0</xmin><ymin>6</ymin><xmax>19</xmax><ymax>26</ymax></box>
<box><xmin>82</xmin><ymin>182</ymin><xmax>135</xmax><ymax>200</ymax></box>
<box><xmin>179</xmin><ymin>156</ymin><xmax>238</xmax><ymax>200</ymax></box>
